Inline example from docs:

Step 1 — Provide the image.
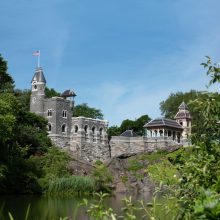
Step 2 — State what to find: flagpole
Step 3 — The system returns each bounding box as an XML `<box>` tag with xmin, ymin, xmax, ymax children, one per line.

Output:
<box><xmin>38</xmin><ymin>50</ymin><xmax>41</xmax><ymax>67</ymax></box>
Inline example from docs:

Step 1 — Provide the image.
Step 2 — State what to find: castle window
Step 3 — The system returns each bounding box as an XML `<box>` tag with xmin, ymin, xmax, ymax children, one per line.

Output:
<box><xmin>62</xmin><ymin>124</ymin><xmax>66</xmax><ymax>133</ymax></box>
<box><xmin>75</xmin><ymin>125</ymin><xmax>78</xmax><ymax>133</ymax></box>
<box><xmin>48</xmin><ymin>109</ymin><xmax>52</xmax><ymax>117</ymax></box>
<box><xmin>48</xmin><ymin>123</ymin><xmax>52</xmax><ymax>132</ymax></box>
<box><xmin>62</xmin><ymin>110</ymin><xmax>67</xmax><ymax>118</ymax></box>
<box><xmin>92</xmin><ymin>127</ymin><xmax>96</xmax><ymax>142</ymax></box>
<box><xmin>99</xmin><ymin>128</ymin><xmax>103</xmax><ymax>135</ymax></box>
<box><xmin>84</xmin><ymin>125</ymin><xmax>89</xmax><ymax>141</ymax></box>
<box><xmin>34</xmin><ymin>85</ymin><xmax>37</xmax><ymax>90</ymax></box>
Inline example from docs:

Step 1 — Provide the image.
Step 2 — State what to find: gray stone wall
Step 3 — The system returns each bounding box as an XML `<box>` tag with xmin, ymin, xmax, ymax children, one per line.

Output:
<box><xmin>110</xmin><ymin>136</ymin><xmax>182</xmax><ymax>158</ymax></box>
<box><xmin>44</xmin><ymin>97</ymin><xmax>72</xmax><ymax>136</ymax></box>
<box><xmin>70</xmin><ymin>117</ymin><xmax>109</xmax><ymax>162</ymax></box>
<box><xmin>49</xmin><ymin>134</ymin><xmax>71</xmax><ymax>149</ymax></box>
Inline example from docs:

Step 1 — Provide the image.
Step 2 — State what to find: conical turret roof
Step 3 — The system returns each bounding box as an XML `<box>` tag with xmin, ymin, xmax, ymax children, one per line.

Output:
<box><xmin>31</xmin><ymin>67</ymin><xmax>46</xmax><ymax>83</ymax></box>
<box><xmin>175</xmin><ymin>101</ymin><xmax>191</xmax><ymax>119</ymax></box>
<box><xmin>178</xmin><ymin>101</ymin><xmax>188</xmax><ymax>110</ymax></box>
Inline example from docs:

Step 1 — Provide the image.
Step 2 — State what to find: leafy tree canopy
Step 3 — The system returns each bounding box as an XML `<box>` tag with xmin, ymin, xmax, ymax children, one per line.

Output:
<box><xmin>45</xmin><ymin>87</ymin><xmax>60</xmax><ymax>98</ymax></box>
<box><xmin>73</xmin><ymin>103</ymin><xmax>104</xmax><ymax>119</ymax></box>
<box><xmin>0</xmin><ymin>54</ymin><xmax>14</xmax><ymax>92</ymax></box>
<box><xmin>108</xmin><ymin>114</ymin><xmax>151</xmax><ymax>138</ymax></box>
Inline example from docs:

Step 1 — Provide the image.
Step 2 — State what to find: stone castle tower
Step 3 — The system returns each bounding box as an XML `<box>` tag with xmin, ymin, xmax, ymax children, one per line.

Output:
<box><xmin>30</xmin><ymin>67</ymin><xmax>46</xmax><ymax>116</ymax></box>
<box><xmin>174</xmin><ymin>101</ymin><xmax>192</xmax><ymax>139</ymax></box>
<box><xmin>30</xmin><ymin>67</ymin><xmax>109</xmax><ymax>162</ymax></box>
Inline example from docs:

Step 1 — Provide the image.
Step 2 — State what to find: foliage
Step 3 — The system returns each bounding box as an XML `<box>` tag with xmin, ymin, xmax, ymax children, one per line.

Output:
<box><xmin>91</xmin><ymin>161</ymin><xmax>114</xmax><ymax>193</ymax></box>
<box><xmin>14</xmin><ymin>89</ymin><xmax>31</xmax><ymax>111</ymax></box>
<box><xmin>30</xmin><ymin>147</ymin><xmax>70</xmax><ymax>191</ymax></box>
<box><xmin>0</xmin><ymin>54</ymin><xmax>14</xmax><ymax>92</ymax></box>
<box><xmin>45</xmin><ymin>87</ymin><xmax>60</xmax><ymax>98</ymax></box>
<box><xmin>0</xmin><ymin>54</ymin><xmax>53</xmax><ymax>194</ymax></box>
<box><xmin>152</xmin><ymin>57</ymin><xmax>220</xmax><ymax>219</ymax></box>
<box><xmin>81</xmin><ymin>192</ymin><xmax>116</xmax><ymax>220</ymax></box>
<box><xmin>108</xmin><ymin>114</ymin><xmax>151</xmax><ymax>138</ymax></box>
<box><xmin>147</xmin><ymin>159</ymin><xmax>179</xmax><ymax>186</ymax></box>
<box><xmin>107</xmin><ymin>125</ymin><xmax>121</xmax><ymax>138</ymax></box>
<box><xmin>47</xmin><ymin>176</ymin><xmax>95</xmax><ymax>196</ymax></box>
<box><xmin>73</xmin><ymin>103</ymin><xmax>104</xmax><ymax>119</ymax></box>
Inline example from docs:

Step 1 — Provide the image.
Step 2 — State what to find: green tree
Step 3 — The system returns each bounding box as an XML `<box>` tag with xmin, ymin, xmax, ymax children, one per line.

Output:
<box><xmin>120</xmin><ymin>119</ymin><xmax>134</xmax><ymax>132</ymax></box>
<box><xmin>107</xmin><ymin>125</ymin><xmax>121</xmax><ymax>139</ymax></box>
<box><xmin>119</xmin><ymin>115</ymin><xmax>151</xmax><ymax>135</ymax></box>
<box><xmin>160</xmin><ymin>90</ymin><xmax>203</xmax><ymax>119</ymax></box>
<box><xmin>0</xmin><ymin>54</ymin><xmax>14</xmax><ymax>92</ymax></box>
<box><xmin>73</xmin><ymin>103</ymin><xmax>104</xmax><ymax>119</ymax></box>
<box><xmin>45</xmin><ymin>87</ymin><xmax>60</xmax><ymax>98</ymax></box>
<box><xmin>134</xmin><ymin>115</ymin><xmax>151</xmax><ymax>135</ymax></box>
<box><xmin>14</xmin><ymin>89</ymin><xmax>31</xmax><ymax>111</ymax></box>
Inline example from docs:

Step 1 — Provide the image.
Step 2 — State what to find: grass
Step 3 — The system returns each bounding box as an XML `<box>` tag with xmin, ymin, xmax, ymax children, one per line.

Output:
<box><xmin>47</xmin><ymin>176</ymin><xmax>96</xmax><ymax>196</ymax></box>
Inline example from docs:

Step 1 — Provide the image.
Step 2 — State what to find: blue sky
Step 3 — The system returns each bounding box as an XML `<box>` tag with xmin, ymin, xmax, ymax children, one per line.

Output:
<box><xmin>1</xmin><ymin>0</ymin><xmax>220</xmax><ymax>125</ymax></box>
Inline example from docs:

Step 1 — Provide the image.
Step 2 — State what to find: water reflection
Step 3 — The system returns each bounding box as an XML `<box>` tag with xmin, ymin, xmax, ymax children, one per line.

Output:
<box><xmin>0</xmin><ymin>191</ymin><xmax>153</xmax><ymax>220</ymax></box>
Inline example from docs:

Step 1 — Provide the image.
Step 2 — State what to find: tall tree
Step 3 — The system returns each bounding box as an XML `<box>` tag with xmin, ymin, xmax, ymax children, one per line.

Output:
<box><xmin>45</xmin><ymin>87</ymin><xmax>60</xmax><ymax>98</ymax></box>
<box><xmin>0</xmin><ymin>54</ymin><xmax>14</xmax><ymax>92</ymax></box>
<box><xmin>73</xmin><ymin>103</ymin><xmax>104</xmax><ymax>119</ymax></box>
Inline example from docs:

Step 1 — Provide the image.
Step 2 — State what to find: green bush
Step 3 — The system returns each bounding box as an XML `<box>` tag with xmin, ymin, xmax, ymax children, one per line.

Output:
<box><xmin>91</xmin><ymin>163</ymin><xmax>114</xmax><ymax>193</ymax></box>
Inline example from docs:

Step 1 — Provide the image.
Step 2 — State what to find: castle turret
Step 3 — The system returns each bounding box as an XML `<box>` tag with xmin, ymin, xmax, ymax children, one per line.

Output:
<box><xmin>30</xmin><ymin>67</ymin><xmax>46</xmax><ymax>116</ymax></box>
<box><xmin>175</xmin><ymin>101</ymin><xmax>192</xmax><ymax>139</ymax></box>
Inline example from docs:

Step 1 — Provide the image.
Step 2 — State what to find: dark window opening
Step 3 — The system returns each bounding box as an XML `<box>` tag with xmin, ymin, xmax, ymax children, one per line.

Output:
<box><xmin>62</xmin><ymin>124</ymin><xmax>66</xmax><ymax>133</ymax></box>
<box><xmin>48</xmin><ymin>124</ymin><xmax>52</xmax><ymax>132</ymax></box>
<box><xmin>48</xmin><ymin>109</ymin><xmax>52</xmax><ymax>117</ymax></box>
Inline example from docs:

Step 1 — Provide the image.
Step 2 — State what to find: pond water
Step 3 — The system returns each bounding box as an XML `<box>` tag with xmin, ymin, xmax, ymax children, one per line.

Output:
<box><xmin>0</xmin><ymin>191</ymin><xmax>153</xmax><ymax>220</ymax></box>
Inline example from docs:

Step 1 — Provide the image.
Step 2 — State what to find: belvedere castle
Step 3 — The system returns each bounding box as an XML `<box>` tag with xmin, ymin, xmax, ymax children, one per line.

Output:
<box><xmin>30</xmin><ymin>67</ymin><xmax>191</xmax><ymax>162</ymax></box>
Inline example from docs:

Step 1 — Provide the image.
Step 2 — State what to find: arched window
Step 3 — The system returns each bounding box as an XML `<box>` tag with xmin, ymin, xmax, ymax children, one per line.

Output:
<box><xmin>159</xmin><ymin>130</ymin><xmax>163</xmax><ymax>137</ymax></box>
<box><xmin>62</xmin><ymin>124</ymin><xmax>66</xmax><ymax>133</ymax></box>
<box><xmin>48</xmin><ymin>123</ymin><xmax>52</xmax><ymax>132</ymax></box>
<box><xmin>75</xmin><ymin>125</ymin><xmax>78</xmax><ymax>133</ymax></box>
<box><xmin>47</xmin><ymin>109</ymin><xmax>52</xmax><ymax>117</ymax></box>
<box><xmin>92</xmin><ymin>127</ymin><xmax>96</xmax><ymax>142</ymax></box>
<box><xmin>84</xmin><ymin>125</ymin><xmax>89</xmax><ymax>141</ymax></box>
<box><xmin>99</xmin><ymin>128</ymin><xmax>103</xmax><ymax>135</ymax></box>
<box><xmin>179</xmin><ymin>121</ymin><xmax>183</xmax><ymax>126</ymax></box>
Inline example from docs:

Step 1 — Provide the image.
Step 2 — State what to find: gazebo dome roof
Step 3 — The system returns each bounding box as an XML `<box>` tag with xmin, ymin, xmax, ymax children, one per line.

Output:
<box><xmin>144</xmin><ymin>118</ymin><xmax>183</xmax><ymax>130</ymax></box>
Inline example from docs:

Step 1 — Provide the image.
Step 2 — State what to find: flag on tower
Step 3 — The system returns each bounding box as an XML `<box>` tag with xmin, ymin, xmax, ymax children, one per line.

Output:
<box><xmin>33</xmin><ymin>50</ymin><xmax>40</xmax><ymax>56</ymax></box>
<box><xmin>33</xmin><ymin>50</ymin><xmax>41</xmax><ymax>67</ymax></box>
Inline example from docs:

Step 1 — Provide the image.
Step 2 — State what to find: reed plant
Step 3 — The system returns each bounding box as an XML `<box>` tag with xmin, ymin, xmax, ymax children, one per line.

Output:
<box><xmin>47</xmin><ymin>176</ymin><xmax>96</xmax><ymax>196</ymax></box>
